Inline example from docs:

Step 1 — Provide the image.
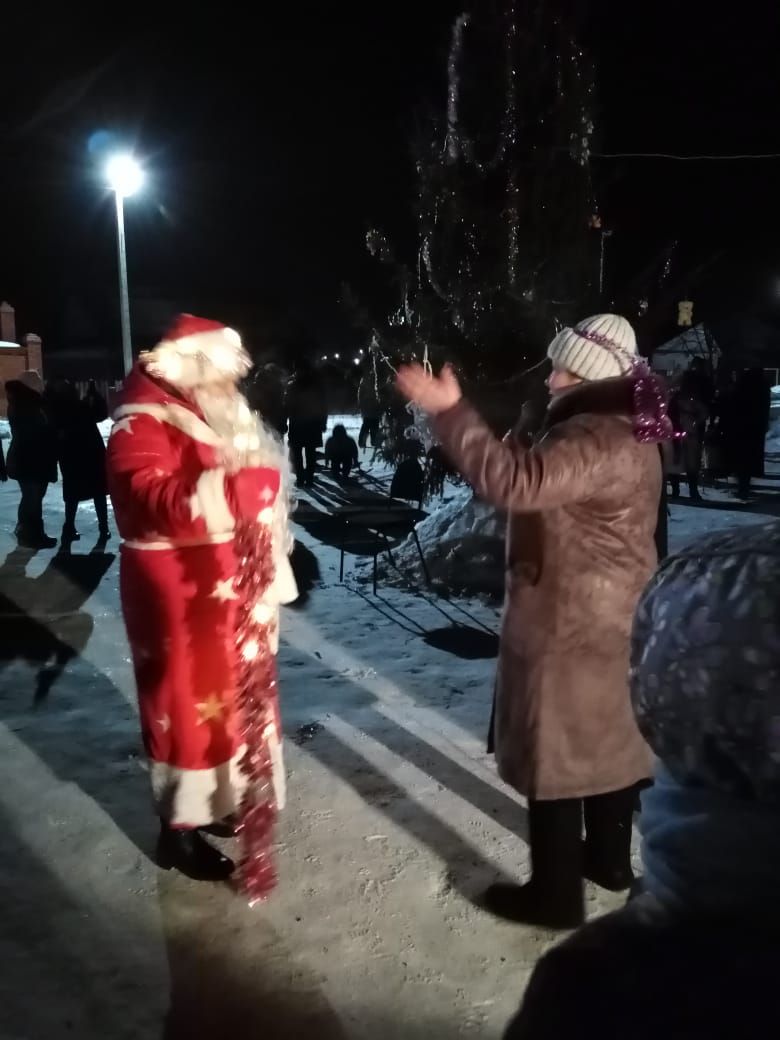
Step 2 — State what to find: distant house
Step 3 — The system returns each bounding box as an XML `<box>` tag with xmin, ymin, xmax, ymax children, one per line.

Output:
<box><xmin>0</xmin><ymin>302</ymin><xmax>43</xmax><ymax>416</ymax></box>
<box><xmin>651</xmin><ymin>325</ymin><xmax>718</xmax><ymax>378</ymax></box>
<box><xmin>652</xmin><ymin>316</ymin><xmax>780</xmax><ymax>384</ymax></box>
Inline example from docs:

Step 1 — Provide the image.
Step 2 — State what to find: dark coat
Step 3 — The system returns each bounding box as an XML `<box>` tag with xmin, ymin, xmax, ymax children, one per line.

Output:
<box><xmin>722</xmin><ymin>369</ymin><xmax>770</xmax><ymax>478</ymax></box>
<box><xmin>505</xmin><ymin>898</ymin><xmax>778</xmax><ymax>1040</ymax></box>
<box><xmin>357</xmin><ymin>373</ymin><xmax>383</xmax><ymax>417</ymax></box>
<box><xmin>664</xmin><ymin>392</ymin><xmax>707</xmax><ymax>475</ymax></box>
<box><xmin>434</xmin><ymin>377</ymin><xmax>658</xmax><ymax>800</ymax></box>
<box><xmin>51</xmin><ymin>398</ymin><xmax>108</xmax><ymax>502</ymax></box>
<box><xmin>286</xmin><ymin>372</ymin><xmax>327</xmax><ymax>448</ymax></box>
<box><xmin>324</xmin><ymin>433</ymin><xmax>358</xmax><ymax>467</ymax></box>
<box><xmin>6</xmin><ymin>382</ymin><xmax>58</xmax><ymax>485</ymax></box>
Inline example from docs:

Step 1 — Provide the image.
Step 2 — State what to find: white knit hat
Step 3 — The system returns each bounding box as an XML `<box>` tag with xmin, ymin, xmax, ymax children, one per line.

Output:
<box><xmin>547</xmin><ymin>314</ymin><xmax>638</xmax><ymax>381</ymax></box>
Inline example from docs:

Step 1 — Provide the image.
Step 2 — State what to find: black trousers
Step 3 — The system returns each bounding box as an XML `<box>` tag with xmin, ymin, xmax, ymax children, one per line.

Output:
<box><xmin>64</xmin><ymin>495</ymin><xmax>109</xmax><ymax>533</ymax></box>
<box><xmin>669</xmin><ymin>473</ymin><xmax>700</xmax><ymax>499</ymax></box>
<box><xmin>17</xmin><ymin>480</ymin><xmax>47</xmax><ymax>537</ymax></box>
<box><xmin>291</xmin><ymin>443</ymin><xmax>317</xmax><ymax>484</ymax></box>
<box><xmin>527</xmin><ymin>785</ymin><xmax>639</xmax><ymax>897</ymax></box>
<box><xmin>329</xmin><ymin>459</ymin><xmax>353</xmax><ymax>478</ymax></box>
<box><xmin>358</xmin><ymin>415</ymin><xmax>380</xmax><ymax>449</ymax></box>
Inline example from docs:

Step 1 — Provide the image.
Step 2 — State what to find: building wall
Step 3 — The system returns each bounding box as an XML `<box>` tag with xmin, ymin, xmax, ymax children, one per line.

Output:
<box><xmin>0</xmin><ymin>349</ymin><xmax>29</xmax><ymax>415</ymax></box>
<box><xmin>0</xmin><ymin>305</ymin><xmax>44</xmax><ymax>416</ymax></box>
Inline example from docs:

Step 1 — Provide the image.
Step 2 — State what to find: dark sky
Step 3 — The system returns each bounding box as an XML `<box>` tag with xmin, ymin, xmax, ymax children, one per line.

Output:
<box><xmin>2</xmin><ymin>2</ymin><xmax>779</xmax><ymax>360</ymax></box>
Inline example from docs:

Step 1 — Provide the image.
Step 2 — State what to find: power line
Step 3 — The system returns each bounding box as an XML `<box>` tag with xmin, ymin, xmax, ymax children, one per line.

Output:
<box><xmin>593</xmin><ymin>151</ymin><xmax>780</xmax><ymax>161</ymax></box>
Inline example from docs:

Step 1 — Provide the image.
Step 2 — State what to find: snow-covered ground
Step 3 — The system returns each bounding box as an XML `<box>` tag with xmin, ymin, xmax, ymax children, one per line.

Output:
<box><xmin>0</xmin><ymin>472</ymin><xmax>596</xmax><ymax>1039</ymax></box>
<box><xmin>0</xmin><ymin>411</ymin><xmax>777</xmax><ymax>1038</ymax></box>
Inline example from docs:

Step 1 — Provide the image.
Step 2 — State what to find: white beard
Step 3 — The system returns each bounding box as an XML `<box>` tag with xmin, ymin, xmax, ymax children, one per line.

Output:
<box><xmin>192</xmin><ymin>385</ymin><xmax>295</xmax><ymax>558</ymax></box>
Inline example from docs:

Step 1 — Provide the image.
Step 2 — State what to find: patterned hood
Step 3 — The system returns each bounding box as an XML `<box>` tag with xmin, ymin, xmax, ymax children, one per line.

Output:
<box><xmin>631</xmin><ymin>521</ymin><xmax>780</xmax><ymax>923</ymax></box>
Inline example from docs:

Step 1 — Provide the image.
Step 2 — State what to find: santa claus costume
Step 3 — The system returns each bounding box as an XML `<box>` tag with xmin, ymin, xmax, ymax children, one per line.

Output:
<box><xmin>107</xmin><ymin>315</ymin><xmax>297</xmax><ymax>884</ymax></box>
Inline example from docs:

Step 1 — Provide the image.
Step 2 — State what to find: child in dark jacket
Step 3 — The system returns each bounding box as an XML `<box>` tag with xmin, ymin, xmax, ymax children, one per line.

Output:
<box><xmin>505</xmin><ymin>522</ymin><xmax>780</xmax><ymax>1039</ymax></box>
<box><xmin>324</xmin><ymin>424</ymin><xmax>359</xmax><ymax>478</ymax></box>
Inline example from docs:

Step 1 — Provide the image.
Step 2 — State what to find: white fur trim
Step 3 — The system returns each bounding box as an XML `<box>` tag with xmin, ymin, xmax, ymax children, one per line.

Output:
<box><xmin>123</xmin><ymin>534</ymin><xmax>234</xmax><ymax>551</ymax></box>
<box><xmin>113</xmin><ymin>403</ymin><xmax>224</xmax><ymax>447</ymax></box>
<box><xmin>142</xmin><ymin>329</ymin><xmax>249</xmax><ymax>389</ymax></box>
<box><xmin>150</xmin><ymin>747</ymin><xmax>247</xmax><ymax>827</ymax></box>
<box><xmin>190</xmin><ymin>468</ymin><xmax>235</xmax><ymax>534</ymax></box>
<box><xmin>272</xmin><ymin>554</ymin><xmax>299</xmax><ymax>606</ymax></box>
<box><xmin>157</xmin><ymin>327</ymin><xmax>241</xmax><ymax>356</ymax></box>
<box><xmin>150</xmin><ymin>732</ymin><xmax>285</xmax><ymax>826</ymax></box>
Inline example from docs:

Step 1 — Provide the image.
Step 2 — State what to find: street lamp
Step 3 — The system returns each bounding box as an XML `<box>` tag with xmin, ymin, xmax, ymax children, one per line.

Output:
<box><xmin>106</xmin><ymin>153</ymin><xmax>144</xmax><ymax>377</ymax></box>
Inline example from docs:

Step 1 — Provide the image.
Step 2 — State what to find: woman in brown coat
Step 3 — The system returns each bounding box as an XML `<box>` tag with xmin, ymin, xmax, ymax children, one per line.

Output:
<box><xmin>397</xmin><ymin>314</ymin><xmax>665</xmax><ymax>930</ymax></box>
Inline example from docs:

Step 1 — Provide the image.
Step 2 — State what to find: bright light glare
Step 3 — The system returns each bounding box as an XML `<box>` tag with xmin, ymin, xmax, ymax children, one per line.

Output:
<box><xmin>353</xmin><ymin>357</ymin><xmax>360</xmax><ymax>365</ymax></box>
<box><xmin>106</xmin><ymin>154</ymin><xmax>144</xmax><ymax>198</ymax></box>
<box><xmin>334</xmin><ymin>353</ymin><xmax>340</xmax><ymax>359</ymax></box>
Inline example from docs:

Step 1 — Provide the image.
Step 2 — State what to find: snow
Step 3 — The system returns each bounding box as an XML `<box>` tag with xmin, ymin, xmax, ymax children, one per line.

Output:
<box><xmin>0</xmin><ymin>475</ymin><xmax>563</xmax><ymax>1039</ymax></box>
<box><xmin>1</xmin><ymin>411</ymin><xmax>778</xmax><ymax>1036</ymax></box>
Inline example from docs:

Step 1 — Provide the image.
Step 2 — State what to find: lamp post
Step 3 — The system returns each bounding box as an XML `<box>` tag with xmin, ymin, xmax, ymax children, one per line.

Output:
<box><xmin>105</xmin><ymin>154</ymin><xmax>144</xmax><ymax>377</ymax></box>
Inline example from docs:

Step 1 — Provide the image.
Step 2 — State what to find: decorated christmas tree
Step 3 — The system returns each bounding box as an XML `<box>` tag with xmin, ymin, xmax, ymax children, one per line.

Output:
<box><xmin>350</xmin><ymin>0</ymin><xmax>599</xmax><ymax>388</ymax></box>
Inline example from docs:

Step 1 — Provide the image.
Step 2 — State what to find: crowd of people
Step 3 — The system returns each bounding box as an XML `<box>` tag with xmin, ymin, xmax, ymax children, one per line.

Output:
<box><xmin>243</xmin><ymin>354</ymin><xmax>425</xmax><ymax>489</ymax></box>
<box><xmin>664</xmin><ymin>356</ymin><xmax>771</xmax><ymax>501</ymax></box>
<box><xmin>2</xmin><ymin>311</ymin><xmax>775</xmax><ymax>1035</ymax></box>
<box><xmin>1</xmin><ymin>373</ymin><xmax>110</xmax><ymax>548</ymax></box>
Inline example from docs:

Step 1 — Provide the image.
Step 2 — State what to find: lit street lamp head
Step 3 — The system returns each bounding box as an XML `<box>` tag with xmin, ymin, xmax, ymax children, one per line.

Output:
<box><xmin>106</xmin><ymin>153</ymin><xmax>144</xmax><ymax>198</ymax></box>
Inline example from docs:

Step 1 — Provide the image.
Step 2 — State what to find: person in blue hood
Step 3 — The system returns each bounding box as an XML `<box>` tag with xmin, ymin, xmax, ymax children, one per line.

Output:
<box><xmin>505</xmin><ymin>520</ymin><xmax>780</xmax><ymax>1039</ymax></box>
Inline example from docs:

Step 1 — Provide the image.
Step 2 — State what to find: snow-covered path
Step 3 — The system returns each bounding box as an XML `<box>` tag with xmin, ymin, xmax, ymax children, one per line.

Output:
<box><xmin>0</xmin><ymin>462</ymin><xmax>774</xmax><ymax>1039</ymax></box>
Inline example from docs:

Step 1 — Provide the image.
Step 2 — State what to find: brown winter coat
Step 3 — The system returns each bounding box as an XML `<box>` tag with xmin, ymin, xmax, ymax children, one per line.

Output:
<box><xmin>434</xmin><ymin>377</ymin><xmax>658</xmax><ymax>800</ymax></box>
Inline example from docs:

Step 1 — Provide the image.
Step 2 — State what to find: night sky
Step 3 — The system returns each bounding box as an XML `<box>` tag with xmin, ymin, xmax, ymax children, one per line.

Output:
<box><xmin>2</xmin><ymin>2</ymin><xmax>779</xmax><ymax>366</ymax></box>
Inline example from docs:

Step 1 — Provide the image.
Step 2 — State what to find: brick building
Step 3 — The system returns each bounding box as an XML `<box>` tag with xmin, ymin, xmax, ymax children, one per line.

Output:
<box><xmin>0</xmin><ymin>302</ymin><xmax>43</xmax><ymax>416</ymax></box>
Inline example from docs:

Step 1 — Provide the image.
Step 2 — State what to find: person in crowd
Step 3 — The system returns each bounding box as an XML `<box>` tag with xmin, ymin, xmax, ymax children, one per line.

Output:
<box><xmin>357</xmin><ymin>362</ymin><xmax>383</xmax><ymax>449</ymax></box>
<box><xmin>107</xmin><ymin>314</ymin><xmax>297</xmax><ymax>882</ymax></box>
<box><xmin>286</xmin><ymin>359</ymin><xmax>327</xmax><ymax>487</ymax></box>
<box><xmin>5</xmin><ymin>371</ymin><xmax>59</xmax><ymax>549</ymax></box>
<box><xmin>245</xmin><ymin>362</ymin><xmax>288</xmax><ymax>437</ymax></box>
<box><xmin>324</xmin><ymin>423</ymin><xmax>359</xmax><ymax>478</ymax></box>
<box><xmin>504</xmin><ymin>522</ymin><xmax>780</xmax><ymax>1039</ymax></box>
<box><xmin>47</xmin><ymin>381</ymin><xmax>110</xmax><ymax>543</ymax></box>
<box><xmin>0</xmin><ymin>435</ymin><xmax>6</xmax><ymax>482</ymax></box>
<box><xmin>83</xmin><ymin>379</ymin><xmax>109</xmax><ymax>424</ymax></box>
<box><xmin>397</xmin><ymin>314</ymin><xmax>667</xmax><ymax>929</ymax></box>
<box><xmin>724</xmin><ymin>367</ymin><xmax>770</xmax><ymax>499</ymax></box>
<box><xmin>683</xmin><ymin>355</ymin><xmax>714</xmax><ymax>410</ymax></box>
<box><xmin>664</xmin><ymin>384</ymin><xmax>708</xmax><ymax>501</ymax></box>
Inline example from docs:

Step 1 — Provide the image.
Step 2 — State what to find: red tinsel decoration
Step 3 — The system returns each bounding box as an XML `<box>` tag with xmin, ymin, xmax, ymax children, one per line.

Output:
<box><xmin>232</xmin><ymin>519</ymin><xmax>279</xmax><ymax>905</ymax></box>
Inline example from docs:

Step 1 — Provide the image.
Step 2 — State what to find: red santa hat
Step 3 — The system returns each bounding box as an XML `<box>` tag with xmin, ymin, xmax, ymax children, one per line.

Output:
<box><xmin>141</xmin><ymin>313</ymin><xmax>251</xmax><ymax>388</ymax></box>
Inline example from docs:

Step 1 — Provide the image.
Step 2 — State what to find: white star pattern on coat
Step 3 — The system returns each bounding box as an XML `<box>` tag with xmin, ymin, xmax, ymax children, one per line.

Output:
<box><xmin>196</xmin><ymin>694</ymin><xmax>227</xmax><ymax>725</ymax></box>
<box><xmin>259</xmin><ymin>485</ymin><xmax>276</xmax><ymax>503</ymax></box>
<box><xmin>157</xmin><ymin>714</ymin><xmax>171</xmax><ymax>733</ymax></box>
<box><xmin>211</xmin><ymin>578</ymin><xmax>238</xmax><ymax>602</ymax></box>
<box><xmin>111</xmin><ymin>417</ymin><xmax>137</xmax><ymax>436</ymax></box>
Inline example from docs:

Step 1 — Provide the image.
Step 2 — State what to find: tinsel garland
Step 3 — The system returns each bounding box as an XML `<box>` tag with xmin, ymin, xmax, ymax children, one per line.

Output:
<box><xmin>233</xmin><ymin>519</ymin><xmax>279</xmax><ymax>905</ymax></box>
<box><xmin>631</xmin><ymin>362</ymin><xmax>678</xmax><ymax>445</ymax></box>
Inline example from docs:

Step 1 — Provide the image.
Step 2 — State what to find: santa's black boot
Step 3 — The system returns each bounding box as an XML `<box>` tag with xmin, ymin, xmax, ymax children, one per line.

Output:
<box><xmin>156</xmin><ymin>821</ymin><xmax>235</xmax><ymax>882</ymax></box>
<box><xmin>582</xmin><ymin>785</ymin><xmax>636</xmax><ymax>892</ymax></box>
<box><xmin>482</xmin><ymin>799</ymin><xmax>584</xmax><ymax>930</ymax></box>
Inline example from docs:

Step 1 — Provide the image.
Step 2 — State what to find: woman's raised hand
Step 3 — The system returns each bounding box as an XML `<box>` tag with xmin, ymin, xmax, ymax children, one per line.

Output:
<box><xmin>396</xmin><ymin>363</ymin><xmax>462</xmax><ymax>416</ymax></box>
